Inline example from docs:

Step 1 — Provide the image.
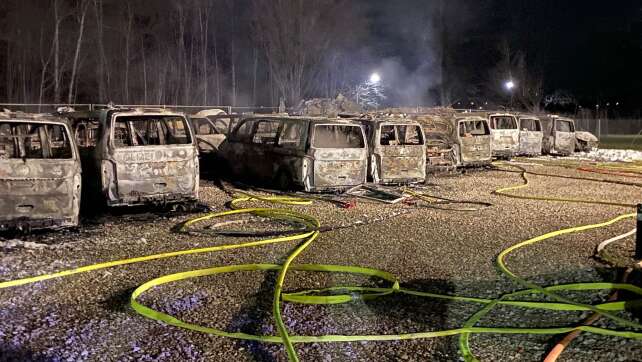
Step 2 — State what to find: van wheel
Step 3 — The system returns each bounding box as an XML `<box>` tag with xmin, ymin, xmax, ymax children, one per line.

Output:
<box><xmin>275</xmin><ymin>170</ymin><xmax>292</xmax><ymax>191</ymax></box>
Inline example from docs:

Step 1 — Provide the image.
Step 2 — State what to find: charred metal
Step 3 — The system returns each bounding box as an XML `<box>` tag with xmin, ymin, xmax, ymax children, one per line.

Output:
<box><xmin>0</xmin><ymin>111</ymin><xmax>81</xmax><ymax>231</ymax></box>
<box><xmin>65</xmin><ymin>107</ymin><xmax>199</xmax><ymax>207</ymax></box>
<box><xmin>219</xmin><ymin>115</ymin><xmax>368</xmax><ymax>192</ymax></box>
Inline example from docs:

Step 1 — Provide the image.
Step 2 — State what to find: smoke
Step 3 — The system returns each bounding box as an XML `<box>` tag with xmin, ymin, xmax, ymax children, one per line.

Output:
<box><xmin>374</xmin><ymin>57</ymin><xmax>440</xmax><ymax>107</ymax></box>
<box><xmin>360</xmin><ymin>1</ymin><xmax>444</xmax><ymax>107</ymax></box>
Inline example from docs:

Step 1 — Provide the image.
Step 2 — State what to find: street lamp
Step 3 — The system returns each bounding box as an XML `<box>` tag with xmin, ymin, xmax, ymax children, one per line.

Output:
<box><xmin>370</xmin><ymin>73</ymin><xmax>381</xmax><ymax>84</ymax></box>
<box><xmin>504</xmin><ymin>80</ymin><xmax>515</xmax><ymax>108</ymax></box>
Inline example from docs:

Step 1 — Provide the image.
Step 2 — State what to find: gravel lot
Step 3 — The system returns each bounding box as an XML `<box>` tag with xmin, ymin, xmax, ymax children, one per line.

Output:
<box><xmin>1</xmin><ymin>162</ymin><xmax>641</xmax><ymax>362</ymax></box>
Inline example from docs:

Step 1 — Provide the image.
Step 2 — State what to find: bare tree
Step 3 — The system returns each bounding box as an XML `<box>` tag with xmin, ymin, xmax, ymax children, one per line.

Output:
<box><xmin>67</xmin><ymin>0</ymin><xmax>90</xmax><ymax>104</ymax></box>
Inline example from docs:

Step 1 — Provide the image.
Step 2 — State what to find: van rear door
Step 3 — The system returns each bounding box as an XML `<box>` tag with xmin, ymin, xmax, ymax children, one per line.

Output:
<box><xmin>553</xmin><ymin>119</ymin><xmax>575</xmax><ymax>155</ymax></box>
<box><xmin>109</xmin><ymin>114</ymin><xmax>198</xmax><ymax>204</ymax></box>
<box><xmin>518</xmin><ymin>118</ymin><xmax>543</xmax><ymax>155</ymax></box>
<box><xmin>311</xmin><ymin>124</ymin><xmax>367</xmax><ymax>188</ymax></box>
<box><xmin>0</xmin><ymin>121</ymin><xmax>81</xmax><ymax>228</ymax></box>
<box><xmin>377</xmin><ymin>123</ymin><xmax>425</xmax><ymax>181</ymax></box>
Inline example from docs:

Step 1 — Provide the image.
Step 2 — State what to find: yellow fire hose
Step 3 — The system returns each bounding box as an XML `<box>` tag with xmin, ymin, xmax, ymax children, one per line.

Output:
<box><xmin>1</xmin><ymin>171</ymin><xmax>641</xmax><ymax>361</ymax></box>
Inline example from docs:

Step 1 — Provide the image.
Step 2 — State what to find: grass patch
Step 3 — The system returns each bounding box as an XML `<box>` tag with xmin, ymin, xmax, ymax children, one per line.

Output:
<box><xmin>599</xmin><ymin>135</ymin><xmax>642</xmax><ymax>150</ymax></box>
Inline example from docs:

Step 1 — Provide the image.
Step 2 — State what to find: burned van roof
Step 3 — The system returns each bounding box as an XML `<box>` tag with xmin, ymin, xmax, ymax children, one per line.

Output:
<box><xmin>236</xmin><ymin>114</ymin><xmax>364</xmax><ymax>126</ymax></box>
<box><xmin>0</xmin><ymin>110</ymin><xmax>70</xmax><ymax>125</ymax></box>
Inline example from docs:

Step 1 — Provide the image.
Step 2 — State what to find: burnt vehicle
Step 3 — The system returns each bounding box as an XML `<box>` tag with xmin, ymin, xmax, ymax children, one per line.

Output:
<box><xmin>488</xmin><ymin>113</ymin><xmax>520</xmax><ymax>159</ymax></box>
<box><xmin>219</xmin><ymin>115</ymin><xmax>367</xmax><ymax>192</ymax></box>
<box><xmin>453</xmin><ymin>116</ymin><xmax>493</xmax><ymax>167</ymax></box>
<box><xmin>361</xmin><ymin>117</ymin><xmax>426</xmax><ymax>184</ymax></box>
<box><xmin>66</xmin><ymin>108</ymin><xmax>199</xmax><ymax>207</ymax></box>
<box><xmin>541</xmin><ymin>115</ymin><xmax>576</xmax><ymax>155</ymax></box>
<box><xmin>190</xmin><ymin>109</ymin><xmax>231</xmax><ymax>155</ymax></box>
<box><xmin>516</xmin><ymin>115</ymin><xmax>543</xmax><ymax>156</ymax></box>
<box><xmin>189</xmin><ymin>109</ymin><xmax>237</xmax><ymax>172</ymax></box>
<box><xmin>0</xmin><ymin>111</ymin><xmax>81</xmax><ymax>231</ymax></box>
<box><xmin>414</xmin><ymin>115</ymin><xmax>457</xmax><ymax>172</ymax></box>
<box><xmin>575</xmin><ymin>131</ymin><xmax>599</xmax><ymax>152</ymax></box>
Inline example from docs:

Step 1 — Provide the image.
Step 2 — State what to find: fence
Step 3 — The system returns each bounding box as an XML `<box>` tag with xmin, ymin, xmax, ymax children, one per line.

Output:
<box><xmin>574</xmin><ymin>117</ymin><xmax>642</xmax><ymax>137</ymax></box>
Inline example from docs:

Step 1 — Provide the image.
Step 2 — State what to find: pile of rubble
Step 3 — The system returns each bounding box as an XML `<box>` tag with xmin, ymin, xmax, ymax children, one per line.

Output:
<box><xmin>294</xmin><ymin>94</ymin><xmax>362</xmax><ymax>116</ymax></box>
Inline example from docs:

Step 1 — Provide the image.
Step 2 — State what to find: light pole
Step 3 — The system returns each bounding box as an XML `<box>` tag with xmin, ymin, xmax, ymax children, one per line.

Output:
<box><xmin>505</xmin><ymin>80</ymin><xmax>515</xmax><ymax>109</ymax></box>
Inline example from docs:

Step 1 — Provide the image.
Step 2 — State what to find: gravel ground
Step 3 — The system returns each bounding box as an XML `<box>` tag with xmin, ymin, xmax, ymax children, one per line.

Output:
<box><xmin>1</xmin><ymin>162</ymin><xmax>641</xmax><ymax>362</ymax></box>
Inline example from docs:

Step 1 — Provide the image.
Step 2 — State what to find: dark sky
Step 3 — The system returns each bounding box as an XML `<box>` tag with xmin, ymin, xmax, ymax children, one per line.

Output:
<box><xmin>361</xmin><ymin>0</ymin><xmax>642</xmax><ymax>110</ymax></box>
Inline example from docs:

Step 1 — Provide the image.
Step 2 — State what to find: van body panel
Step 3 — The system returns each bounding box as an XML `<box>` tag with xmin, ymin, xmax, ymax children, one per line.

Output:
<box><xmin>111</xmin><ymin>146</ymin><xmax>198</xmax><ymax>204</ymax></box>
<box><xmin>311</xmin><ymin>148</ymin><xmax>367</xmax><ymax>189</ymax></box>
<box><xmin>0</xmin><ymin>117</ymin><xmax>81</xmax><ymax>230</ymax></box>
<box><xmin>517</xmin><ymin>117</ymin><xmax>543</xmax><ymax>156</ymax></box>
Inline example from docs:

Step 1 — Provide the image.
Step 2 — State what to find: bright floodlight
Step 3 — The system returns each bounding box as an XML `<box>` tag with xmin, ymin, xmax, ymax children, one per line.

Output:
<box><xmin>505</xmin><ymin>80</ymin><xmax>515</xmax><ymax>90</ymax></box>
<box><xmin>370</xmin><ymin>73</ymin><xmax>381</xmax><ymax>83</ymax></box>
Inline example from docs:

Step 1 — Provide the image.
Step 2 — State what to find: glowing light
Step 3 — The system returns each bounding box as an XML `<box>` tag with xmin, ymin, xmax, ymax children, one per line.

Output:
<box><xmin>369</xmin><ymin>73</ymin><xmax>381</xmax><ymax>83</ymax></box>
<box><xmin>504</xmin><ymin>80</ymin><xmax>515</xmax><ymax>90</ymax></box>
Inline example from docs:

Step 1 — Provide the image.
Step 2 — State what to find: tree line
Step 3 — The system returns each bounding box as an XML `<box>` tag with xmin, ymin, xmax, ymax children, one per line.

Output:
<box><xmin>0</xmin><ymin>0</ymin><xmax>370</xmax><ymax>108</ymax></box>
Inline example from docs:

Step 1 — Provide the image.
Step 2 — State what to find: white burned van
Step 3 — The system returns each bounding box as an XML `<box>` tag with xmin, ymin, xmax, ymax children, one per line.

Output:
<box><xmin>362</xmin><ymin>117</ymin><xmax>426</xmax><ymax>184</ymax></box>
<box><xmin>488</xmin><ymin>113</ymin><xmax>519</xmax><ymax>159</ymax></box>
<box><xmin>541</xmin><ymin>115</ymin><xmax>576</xmax><ymax>156</ymax></box>
<box><xmin>517</xmin><ymin>115</ymin><xmax>543</xmax><ymax>156</ymax></box>
<box><xmin>0</xmin><ymin>111</ymin><xmax>81</xmax><ymax>231</ymax></box>
<box><xmin>67</xmin><ymin>108</ymin><xmax>199</xmax><ymax>207</ymax></box>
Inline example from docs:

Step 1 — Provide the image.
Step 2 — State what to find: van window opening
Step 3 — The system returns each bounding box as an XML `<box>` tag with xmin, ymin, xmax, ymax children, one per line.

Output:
<box><xmin>251</xmin><ymin>120</ymin><xmax>280</xmax><ymax>145</ymax></box>
<box><xmin>492</xmin><ymin>116</ymin><xmax>517</xmax><ymax>129</ymax></box>
<box><xmin>520</xmin><ymin>119</ymin><xmax>541</xmax><ymax>132</ymax></box>
<box><xmin>379</xmin><ymin>124</ymin><xmax>424</xmax><ymax>145</ymax></box>
<box><xmin>193</xmin><ymin>117</ymin><xmax>230</xmax><ymax>135</ymax></box>
<box><xmin>313</xmin><ymin>124</ymin><xmax>364</xmax><ymax>148</ymax></box>
<box><xmin>113</xmin><ymin>116</ymin><xmax>191</xmax><ymax>147</ymax></box>
<box><xmin>459</xmin><ymin>120</ymin><xmax>490</xmax><ymax>137</ymax></box>
<box><xmin>74</xmin><ymin>120</ymin><xmax>100</xmax><ymax>147</ymax></box>
<box><xmin>278</xmin><ymin>121</ymin><xmax>305</xmax><ymax>148</ymax></box>
<box><xmin>555</xmin><ymin>120</ymin><xmax>574</xmax><ymax>132</ymax></box>
<box><xmin>0</xmin><ymin>122</ymin><xmax>73</xmax><ymax>159</ymax></box>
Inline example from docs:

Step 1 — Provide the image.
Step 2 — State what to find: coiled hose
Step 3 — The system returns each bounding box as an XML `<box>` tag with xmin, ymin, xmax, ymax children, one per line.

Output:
<box><xmin>1</xmin><ymin>169</ymin><xmax>641</xmax><ymax>361</ymax></box>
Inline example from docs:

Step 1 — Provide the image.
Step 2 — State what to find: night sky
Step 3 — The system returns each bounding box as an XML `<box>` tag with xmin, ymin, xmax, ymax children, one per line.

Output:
<box><xmin>362</xmin><ymin>0</ymin><xmax>641</xmax><ymax>111</ymax></box>
<box><xmin>0</xmin><ymin>0</ymin><xmax>640</xmax><ymax>112</ymax></box>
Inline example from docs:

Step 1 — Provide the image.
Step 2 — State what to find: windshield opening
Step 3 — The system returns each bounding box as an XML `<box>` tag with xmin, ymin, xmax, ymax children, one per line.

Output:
<box><xmin>113</xmin><ymin>115</ymin><xmax>192</xmax><ymax>147</ymax></box>
<box><xmin>555</xmin><ymin>120</ymin><xmax>574</xmax><ymax>132</ymax></box>
<box><xmin>313</xmin><ymin>124</ymin><xmax>364</xmax><ymax>148</ymax></box>
<box><xmin>379</xmin><ymin>124</ymin><xmax>424</xmax><ymax>145</ymax></box>
<box><xmin>491</xmin><ymin>116</ymin><xmax>517</xmax><ymax>130</ymax></box>
<box><xmin>459</xmin><ymin>120</ymin><xmax>490</xmax><ymax>137</ymax></box>
<box><xmin>0</xmin><ymin>122</ymin><xmax>73</xmax><ymax>159</ymax></box>
<box><xmin>520</xmin><ymin>119</ymin><xmax>541</xmax><ymax>132</ymax></box>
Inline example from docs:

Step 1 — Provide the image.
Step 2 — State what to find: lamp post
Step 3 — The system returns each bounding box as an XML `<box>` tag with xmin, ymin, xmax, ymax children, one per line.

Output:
<box><xmin>505</xmin><ymin>80</ymin><xmax>515</xmax><ymax>109</ymax></box>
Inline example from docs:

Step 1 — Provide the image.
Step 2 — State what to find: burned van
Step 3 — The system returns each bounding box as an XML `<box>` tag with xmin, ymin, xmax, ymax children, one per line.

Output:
<box><xmin>189</xmin><ymin>109</ymin><xmax>231</xmax><ymax>156</ymax></box>
<box><xmin>454</xmin><ymin>116</ymin><xmax>492</xmax><ymax>167</ymax></box>
<box><xmin>219</xmin><ymin>116</ymin><xmax>367</xmax><ymax>192</ymax></box>
<box><xmin>66</xmin><ymin>108</ymin><xmax>199</xmax><ymax>207</ymax></box>
<box><xmin>488</xmin><ymin>113</ymin><xmax>519</xmax><ymax>159</ymax></box>
<box><xmin>516</xmin><ymin>115</ymin><xmax>543</xmax><ymax>156</ymax></box>
<box><xmin>541</xmin><ymin>116</ymin><xmax>576</xmax><ymax>156</ymax></box>
<box><xmin>0</xmin><ymin>111</ymin><xmax>81</xmax><ymax>231</ymax></box>
<box><xmin>414</xmin><ymin>115</ymin><xmax>457</xmax><ymax>171</ymax></box>
<box><xmin>363</xmin><ymin>118</ymin><xmax>426</xmax><ymax>184</ymax></box>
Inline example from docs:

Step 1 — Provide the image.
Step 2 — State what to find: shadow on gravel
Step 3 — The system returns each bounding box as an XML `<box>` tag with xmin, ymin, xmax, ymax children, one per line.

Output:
<box><xmin>0</xmin><ymin>343</ymin><xmax>48</xmax><ymax>362</ymax></box>
<box><xmin>364</xmin><ymin>278</ymin><xmax>458</xmax><ymax>359</ymax></box>
<box><xmin>100</xmin><ymin>287</ymin><xmax>138</xmax><ymax>313</ymax></box>
<box><xmin>227</xmin><ymin>271</ymin><xmax>280</xmax><ymax>362</ymax></box>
